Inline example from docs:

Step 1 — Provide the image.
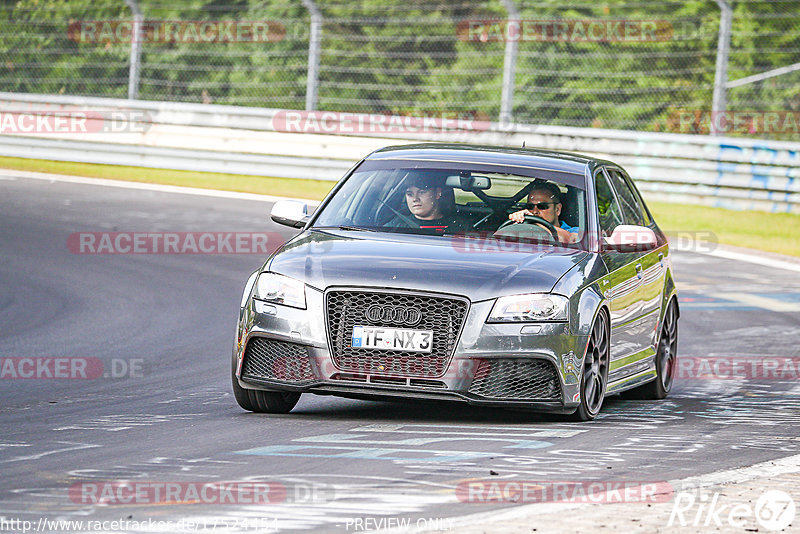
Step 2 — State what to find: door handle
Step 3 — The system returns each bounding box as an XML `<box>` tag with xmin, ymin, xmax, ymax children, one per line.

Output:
<box><xmin>635</xmin><ymin>263</ymin><xmax>643</xmax><ymax>279</ymax></box>
<box><xmin>658</xmin><ymin>252</ymin><xmax>664</xmax><ymax>268</ymax></box>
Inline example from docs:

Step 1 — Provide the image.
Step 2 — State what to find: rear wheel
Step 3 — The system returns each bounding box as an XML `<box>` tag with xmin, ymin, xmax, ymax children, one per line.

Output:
<box><xmin>622</xmin><ymin>299</ymin><xmax>678</xmax><ymax>400</ymax></box>
<box><xmin>569</xmin><ymin>310</ymin><xmax>609</xmax><ymax>421</ymax></box>
<box><xmin>232</xmin><ymin>357</ymin><xmax>301</xmax><ymax>413</ymax></box>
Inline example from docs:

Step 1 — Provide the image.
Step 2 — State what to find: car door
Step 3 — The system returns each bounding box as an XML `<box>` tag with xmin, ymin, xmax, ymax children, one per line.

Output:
<box><xmin>595</xmin><ymin>168</ymin><xmax>645</xmax><ymax>365</ymax></box>
<box><xmin>606</xmin><ymin>167</ymin><xmax>666</xmax><ymax>354</ymax></box>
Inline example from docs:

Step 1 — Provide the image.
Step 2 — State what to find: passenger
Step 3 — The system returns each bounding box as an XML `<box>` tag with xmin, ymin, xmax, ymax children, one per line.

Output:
<box><xmin>508</xmin><ymin>182</ymin><xmax>579</xmax><ymax>243</ymax></box>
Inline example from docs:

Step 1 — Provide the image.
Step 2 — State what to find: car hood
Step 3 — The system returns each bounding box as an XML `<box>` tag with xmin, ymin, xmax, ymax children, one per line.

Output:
<box><xmin>267</xmin><ymin>229</ymin><xmax>589</xmax><ymax>302</ymax></box>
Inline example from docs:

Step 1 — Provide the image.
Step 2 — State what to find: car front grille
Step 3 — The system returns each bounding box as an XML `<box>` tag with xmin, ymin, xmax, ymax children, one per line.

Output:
<box><xmin>468</xmin><ymin>359</ymin><xmax>561</xmax><ymax>400</ymax></box>
<box><xmin>241</xmin><ymin>337</ymin><xmax>315</xmax><ymax>382</ymax></box>
<box><xmin>326</xmin><ymin>290</ymin><xmax>468</xmax><ymax>378</ymax></box>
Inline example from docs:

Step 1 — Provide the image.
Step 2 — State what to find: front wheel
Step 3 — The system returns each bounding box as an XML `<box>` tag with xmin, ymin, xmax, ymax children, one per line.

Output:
<box><xmin>569</xmin><ymin>310</ymin><xmax>610</xmax><ymax>421</ymax></box>
<box><xmin>232</xmin><ymin>358</ymin><xmax>301</xmax><ymax>413</ymax></box>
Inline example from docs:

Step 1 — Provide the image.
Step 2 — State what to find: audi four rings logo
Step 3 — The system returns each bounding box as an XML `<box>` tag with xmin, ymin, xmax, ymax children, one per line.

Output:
<box><xmin>365</xmin><ymin>304</ymin><xmax>422</xmax><ymax>326</ymax></box>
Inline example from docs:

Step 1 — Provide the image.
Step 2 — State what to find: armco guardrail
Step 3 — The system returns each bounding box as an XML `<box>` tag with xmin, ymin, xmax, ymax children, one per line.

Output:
<box><xmin>1</xmin><ymin>92</ymin><xmax>798</xmax><ymax>212</ymax></box>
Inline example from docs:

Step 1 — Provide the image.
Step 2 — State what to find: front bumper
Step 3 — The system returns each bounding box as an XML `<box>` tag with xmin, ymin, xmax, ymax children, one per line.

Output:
<box><xmin>233</xmin><ymin>287</ymin><xmax>588</xmax><ymax>413</ymax></box>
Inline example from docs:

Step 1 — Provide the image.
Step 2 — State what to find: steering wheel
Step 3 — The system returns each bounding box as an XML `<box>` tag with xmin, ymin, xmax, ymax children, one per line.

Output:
<box><xmin>496</xmin><ymin>215</ymin><xmax>560</xmax><ymax>241</ymax></box>
<box><xmin>374</xmin><ymin>196</ymin><xmax>421</xmax><ymax>228</ymax></box>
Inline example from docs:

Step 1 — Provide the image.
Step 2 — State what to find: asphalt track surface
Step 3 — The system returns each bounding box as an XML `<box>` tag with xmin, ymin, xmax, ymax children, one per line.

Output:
<box><xmin>1</xmin><ymin>174</ymin><xmax>799</xmax><ymax>533</ymax></box>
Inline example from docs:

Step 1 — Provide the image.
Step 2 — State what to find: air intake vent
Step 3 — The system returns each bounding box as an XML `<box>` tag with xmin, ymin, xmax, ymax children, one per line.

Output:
<box><xmin>241</xmin><ymin>337</ymin><xmax>314</xmax><ymax>382</ymax></box>
<box><xmin>468</xmin><ymin>359</ymin><xmax>561</xmax><ymax>400</ymax></box>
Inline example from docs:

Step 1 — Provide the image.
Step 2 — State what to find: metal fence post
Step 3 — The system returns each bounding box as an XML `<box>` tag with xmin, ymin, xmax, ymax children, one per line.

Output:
<box><xmin>499</xmin><ymin>0</ymin><xmax>518</xmax><ymax>126</ymax></box>
<box><xmin>727</xmin><ymin>61</ymin><xmax>800</xmax><ymax>89</ymax></box>
<box><xmin>301</xmin><ymin>0</ymin><xmax>321</xmax><ymax>111</ymax></box>
<box><xmin>124</xmin><ymin>0</ymin><xmax>142</xmax><ymax>100</ymax></box>
<box><xmin>711</xmin><ymin>0</ymin><xmax>732</xmax><ymax>135</ymax></box>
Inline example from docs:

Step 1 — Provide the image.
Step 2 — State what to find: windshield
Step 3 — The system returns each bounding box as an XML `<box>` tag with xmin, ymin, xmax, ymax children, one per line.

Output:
<box><xmin>313</xmin><ymin>164</ymin><xmax>588</xmax><ymax>249</ymax></box>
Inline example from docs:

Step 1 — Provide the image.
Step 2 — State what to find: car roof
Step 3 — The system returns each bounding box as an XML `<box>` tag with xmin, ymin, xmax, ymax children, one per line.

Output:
<box><xmin>367</xmin><ymin>143</ymin><xmax>602</xmax><ymax>175</ymax></box>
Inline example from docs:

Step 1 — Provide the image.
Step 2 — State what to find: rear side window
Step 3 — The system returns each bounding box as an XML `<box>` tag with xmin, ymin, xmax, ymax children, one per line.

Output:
<box><xmin>607</xmin><ymin>169</ymin><xmax>647</xmax><ymax>226</ymax></box>
<box><xmin>594</xmin><ymin>171</ymin><xmax>624</xmax><ymax>236</ymax></box>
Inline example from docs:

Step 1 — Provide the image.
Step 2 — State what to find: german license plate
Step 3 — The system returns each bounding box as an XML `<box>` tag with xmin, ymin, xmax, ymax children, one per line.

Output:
<box><xmin>351</xmin><ymin>326</ymin><xmax>434</xmax><ymax>353</ymax></box>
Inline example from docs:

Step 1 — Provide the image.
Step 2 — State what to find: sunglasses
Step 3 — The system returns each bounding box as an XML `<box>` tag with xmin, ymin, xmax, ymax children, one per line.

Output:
<box><xmin>525</xmin><ymin>201</ymin><xmax>557</xmax><ymax>211</ymax></box>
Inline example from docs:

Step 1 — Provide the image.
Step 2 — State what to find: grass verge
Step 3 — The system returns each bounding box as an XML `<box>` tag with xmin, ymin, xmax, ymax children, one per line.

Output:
<box><xmin>647</xmin><ymin>200</ymin><xmax>800</xmax><ymax>258</ymax></box>
<box><xmin>2</xmin><ymin>156</ymin><xmax>798</xmax><ymax>257</ymax></box>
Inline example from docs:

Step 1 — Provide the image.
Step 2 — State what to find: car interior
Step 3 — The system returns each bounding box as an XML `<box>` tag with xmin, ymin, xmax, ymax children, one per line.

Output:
<box><xmin>320</xmin><ymin>167</ymin><xmax>585</xmax><ymax>245</ymax></box>
<box><xmin>385</xmin><ymin>171</ymin><xmax>582</xmax><ymax>234</ymax></box>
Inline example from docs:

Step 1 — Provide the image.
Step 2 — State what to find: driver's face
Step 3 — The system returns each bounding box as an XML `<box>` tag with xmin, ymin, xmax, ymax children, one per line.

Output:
<box><xmin>405</xmin><ymin>186</ymin><xmax>442</xmax><ymax>220</ymax></box>
<box><xmin>526</xmin><ymin>190</ymin><xmax>561</xmax><ymax>224</ymax></box>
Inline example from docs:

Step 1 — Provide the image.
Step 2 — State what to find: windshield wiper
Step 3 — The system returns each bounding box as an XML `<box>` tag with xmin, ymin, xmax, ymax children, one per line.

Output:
<box><xmin>335</xmin><ymin>225</ymin><xmax>378</xmax><ymax>232</ymax></box>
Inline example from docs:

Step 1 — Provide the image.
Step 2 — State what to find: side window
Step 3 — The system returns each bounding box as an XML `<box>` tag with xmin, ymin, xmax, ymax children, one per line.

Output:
<box><xmin>607</xmin><ymin>169</ymin><xmax>646</xmax><ymax>226</ymax></box>
<box><xmin>594</xmin><ymin>171</ymin><xmax>623</xmax><ymax>236</ymax></box>
<box><xmin>621</xmin><ymin>170</ymin><xmax>652</xmax><ymax>226</ymax></box>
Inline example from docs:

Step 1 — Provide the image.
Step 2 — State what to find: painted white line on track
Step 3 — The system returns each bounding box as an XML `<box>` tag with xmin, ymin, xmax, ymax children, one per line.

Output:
<box><xmin>384</xmin><ymin>453</ymin><xmax>800</xmax><ymax>533</ymax></box>
<box><xmin>352</xmin><ymin>423</ymin><xmax>587</xmax><ymax>438</ymax></box>
<box><xmin>1</xmin><ymin>169</ymin><xmax>319</xmax><ymax>204</ymax></box>
<box><xmin>707</xmin><ymin>248</ymin><xmax>800</xmax><ymax>274</ymax></box>
<box><xmin>672</xmin><ymin>239</ymin><xmax>800</xmax><ymax>273</ymax></box>
<box><xmin>712</xmin><ymin>292</ymin><xmax>800</xmax><ymax>312</ymax></box>
<box><xmin>6</xmin><ymin>169</ymin><xmax>799</xmax><ymax>273</ymax></box>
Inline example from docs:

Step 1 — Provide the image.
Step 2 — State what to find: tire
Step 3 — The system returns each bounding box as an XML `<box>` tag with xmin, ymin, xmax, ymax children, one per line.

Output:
<box><xmin>569</xmin><ymin>310</ymin><xmax>610</xmax><ymax>421</ymax></box>
<box><xmin>231</xmin><ymin>357</ymin><xmax>301</xmax><ymax>413</ymax></box>
<box><xmin>622</xmin><ymin>299</ymin><xmax>678</xmax><ymax>400</ymax></box>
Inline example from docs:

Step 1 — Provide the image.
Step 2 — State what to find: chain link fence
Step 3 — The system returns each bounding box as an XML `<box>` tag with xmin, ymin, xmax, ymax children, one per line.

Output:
<box><xmin>2</xmin><ymin>0</ymin><xmax>799</xmax><ymax>139</ymax></box>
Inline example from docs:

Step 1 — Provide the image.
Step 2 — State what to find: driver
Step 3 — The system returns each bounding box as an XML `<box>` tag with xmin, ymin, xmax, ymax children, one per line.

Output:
<box><xmin>508</xmin><ymin>182</ymin><xmax>579</xmax><ymax>243</ymax></box>
<box><xmin>389</xmin><ymin>175</ymin><xmax>462</xmax><ymax>232</ymax></box>
<box><xmin>405</xmin><ymin>178</ymin><xmax>444</xmax><ymax>222</ymax></box>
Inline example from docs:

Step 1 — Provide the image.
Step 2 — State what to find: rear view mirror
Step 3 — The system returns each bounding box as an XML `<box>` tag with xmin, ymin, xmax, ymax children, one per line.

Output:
<box><xmin>603</xmin><ymin>225</ymin><xmax>657</xmax><ymax>252</ymax></box>
<box><xmin>270</xmin><ymin>200</ymin><xmax>310</xmax><ymax>228</ymax></box>
<box><xmin>445</xmin><ymin>174</ymin><xmax>491</xmax><ymax>190</ymax></box>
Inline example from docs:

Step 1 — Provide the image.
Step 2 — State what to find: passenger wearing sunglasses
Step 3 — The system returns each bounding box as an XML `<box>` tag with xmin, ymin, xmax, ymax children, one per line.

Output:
<box><xmin>507</xmin><ymin>183</ymin><xmax>579</xmax><ymax>243</ymax></box>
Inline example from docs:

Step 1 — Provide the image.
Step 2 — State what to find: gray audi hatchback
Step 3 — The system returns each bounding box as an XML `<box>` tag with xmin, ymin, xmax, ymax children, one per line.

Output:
<box><xmin>232</xmin><ymin>144</ymin><xmax>678</xmax><ymax>420</ymax></box>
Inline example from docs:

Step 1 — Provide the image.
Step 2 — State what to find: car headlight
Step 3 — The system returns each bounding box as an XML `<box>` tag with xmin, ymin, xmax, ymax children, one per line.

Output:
<box><xmin>488</xmin><ymin>294</ymin><xmax>569</xmax><ymax>322</ymax></box>
<box><xmin>252</xmin><ymin>272</ymin><xmax>306</xmax><ymax>309</ymax></box>
<box><xmin>240</xmin><ymin>271</ymin><xmax>259</xmax><ymax>308</ymax></box>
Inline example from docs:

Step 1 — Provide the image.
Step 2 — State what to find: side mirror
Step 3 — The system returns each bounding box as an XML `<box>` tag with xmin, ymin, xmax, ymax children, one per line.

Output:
<box><xmin>270</xmin><ymin>200</ymin><xmax>310</xmax><ymax>228</ymax></box>
<box><xmin>603</xmin><ymin>225</ymin><xmax>657</xmax><ymax>252</ymax></box>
